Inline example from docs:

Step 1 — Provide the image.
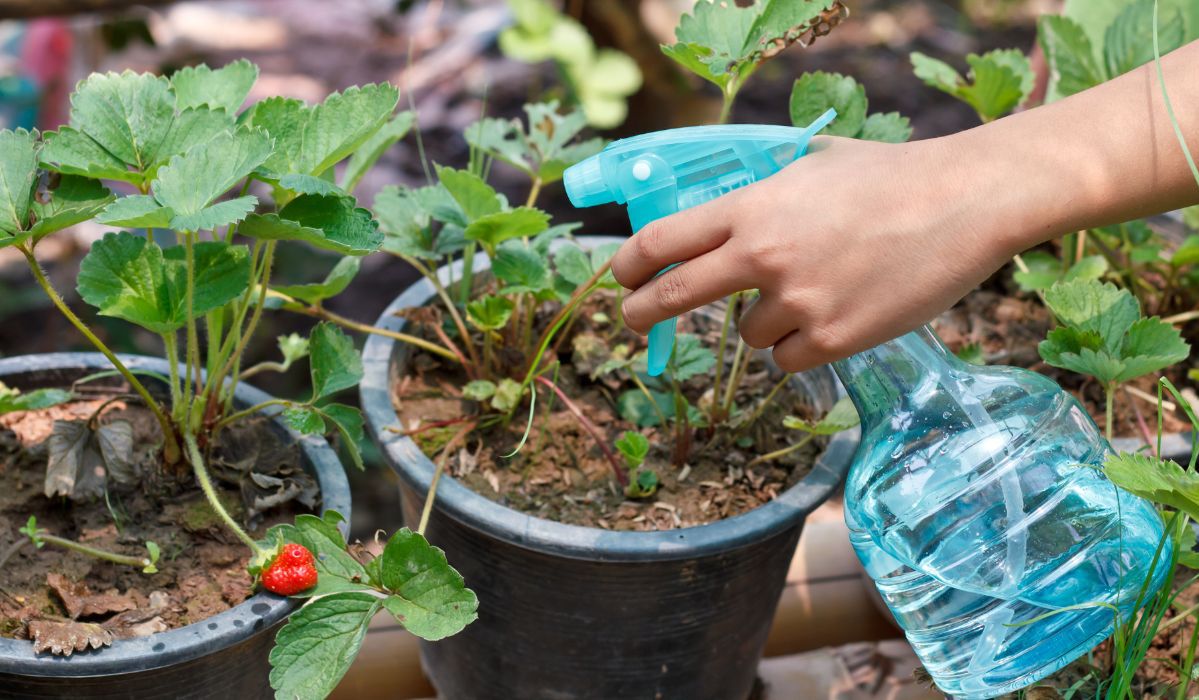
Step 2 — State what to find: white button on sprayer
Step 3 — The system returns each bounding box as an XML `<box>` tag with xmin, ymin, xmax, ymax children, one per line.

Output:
<box><xmin>631</xmin><ymin>160</ymin><xmax>652</xmax><ymax>181</ymax></box>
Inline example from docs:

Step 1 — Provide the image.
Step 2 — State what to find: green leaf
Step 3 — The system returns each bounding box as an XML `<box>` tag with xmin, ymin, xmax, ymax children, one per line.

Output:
<box><xmin>912</xmin><ymin>50</ymin><xmax>1031</xmax><ymax>122</ymax></box>
<box><xmin>0</xmin><ymin>384</ymin><xmax>71</xmax><ymax>415</ymax></box>
<box><xmin>491</xmin><ymin>378</ymin><xmax>523</xmax><ymax>413</ymax></box>
<box><xmin>1038</xmin><ymin>16</ymin><xmax>1104</xmax><ymax>98</ymax></box>
<box><xmin>377</xmin><ymin>528</ymin><xmax>478</xmax><ymax>641</ymax></box>
<box><xmin>462</xmin><ymin>380</ymin><xmax>497</xmax><ymax>402</ymax></box>
<box><xmin>464</xmin><ymin>102</ymin><xmax>603</xmax><ymax>183</ymax></box>
<box><xmin>615</xmin><ymin>430</ymin><xmax>650</xmax><ymax>469</ymax></box>
<box><xmin>95</xmin><ymin>194</ymin><xmax>173</xmax><ymax>228</ymax></box>
<box><xmin>241</xmin><ymin>194</ymin><xmax>383</xmax><ymax>256</ymax></box>
<box><xmin>169</xmin><ymin>195</ymin><xmax>258</xmax><ymax>233</ymax></box>
<box><xmin>149</xmin><ymin>107</ymin><xmax>239</xmax><ymax>177</ymax></box>
<box><xmin>374</xmin><ymin>186</ymin><xmax>438</xmax><ymax>260</ymax></box>
<box><xmin>465</xmin><ymin>295</ymin><xmax>514</xmax><ymax>331</ymax></box>
<box><xmin>553</xmin><ymin>243</ymin><xmax>592</xmax><ymax>286</ymax></box>
<box><xmin>1015</xmin><ymin>253</ymin><xmax>1109</xmax><ymax>292</ymax></box>
<box><xmin>435</xmin><ymin>166</ymin><xmax>501</xmax><ymax>223</ymax></box>
<box><xmin>283</xmin><ymin>406</ymin><xmax>325</xmax><ymax>435</ymax></box>
<box><xmin>1104</xmin><ymin>452</ymin><xmax>1199</xmax><ymax>521</ymax></box>
<box><xmin>493</xmin><ymin>242</ymin><xmax>551</xmax><ymax>294</ymax></box>
<box><xmin>269</xmin><ymin>592</ymin><xmax>380</xmax><ymax>700</ymax></box>
<box><xmin>1043</xmin><ymin>279</ymin><xmax>1141</xmax><ymax>355</ymax></box>
<box><xmin>788</xmin><ymin>72</ymin><xmax>866</xmax><ymax>138</ymax></box>
<box><xmin>40</xmin><ymin>126</ymin><xmax>138</xmax><ymax>184</ymax></box>
<box><xmin>0</xmin><ymin>130</ymin><xmax>39</xmax><ymax>241</ymax></box>
<box><xmin>263</xmin><ymin>512</ymin><xmax>366</xmax><ymax>594</ymax></box>
<box><xmin>246</xmin><ymin>84</ymin><xmax>401</xmax><ymax>177</ymax></box>
<box><xmin>309</xmin><ymin>322</ymin><xmax>362</xmax><ymax>400</ymax></box>
<box><xmin>340</xmin><ymin>110</ymin><xmax>415</xmax><ymax>194</ymax></box>
<box><xmin>1039</xmin><ymin>333</ymin><xmax>1124</xmax><ymax>383</ymax></box>
<box><xmin>1118</xmin><ymin>317</ymin><xmax>1190</xmax><ymax>380</ymax></box>
<box><xmin>858</xmin><ymin>112</ymin><xmax>913</xmax><ymax>143</ymax></box>
<box><xmin>77</xmin><ymin>233</ymin><xmax>250</xmax><ymax>334</ymax></box>
<box><xmin>662</xmin><ymin>0</ymin><xmax>839</xmax><ymax>91</ymax></box>
<box><xmin>1065</xmin><ymin>255</ymin><xmax>1110</xmax><ymax>282</ymax></box>
<box><xmin>320</xmin><ymin>404</ymin><xmax>366</xmax><ymax>471</ymax></box>
<box><xmin>783</xmin><ymin>395</ymin><xmax>860</xmax><ymax>435</ymax></box>
<box><xmin>274</xmin><ymin>257</ymin><xmax>360</xmax><ymax>305</ymax></box>
<box><xmin>1104</xmin><ymin>0</ymin><xmax>1184</xmax><ymax>79</ymax></box>
<box><xmin>670</xmin><ymin>333</ymin><xmax>716</xmax><ymax>381</ymax></box>
<box><xmin>625</xmin><ymin>468</ymin><xmax>659</xmax><ymax>499</ymax></box>
<box><xmin>618</xmin><ymin>389</ymin><xmax>672</xmax><ymax>428</ymax></box>
<box><xmin>1172</xmin><ymin>236</ymin><xmax>1199</xmax><ymax>267</ymax></box>
<box><xmin>150</xmin><ymin>128</ymin><xmax>272</xmax><ymax>229</ymax></box>
<box><xmin>463</xmin><ymin>208</ymin><xmax>549</xmax><ymax>251</ymax></box>
<box><xmin>955</xmin><ymin>343</ymin><xmax>985</xmax><ymax>366</ymax></box>
<box><xmin>66</xmin><ymin>71</ymin><xmax>175</xmax><ymax>176</ymax></box>
<box><xmin>169</xmin><ymin>60</ymin><xmax>258</xmax><ymax>114</ymax></box>
<box><xmin>277</xmin><ymin>174</ymin><xmax>346</xmax><ymax>198</ymax></box>
<box><xmin>28</xmin><ymin>175</ymin><xmax>114</xmax><ymax>238</ymax></box>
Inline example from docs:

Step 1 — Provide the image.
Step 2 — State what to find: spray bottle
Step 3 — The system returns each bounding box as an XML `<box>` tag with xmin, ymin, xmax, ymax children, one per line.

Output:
<box><xmin>564</xmin><ymin>115</ymin><xmax>1169</xmax><ymax>698</ymax></box>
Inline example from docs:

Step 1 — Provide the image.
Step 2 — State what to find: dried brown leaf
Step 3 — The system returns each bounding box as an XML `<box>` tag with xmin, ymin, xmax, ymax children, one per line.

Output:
<box><xmin>29</xmin><ymin>619</ymin><xmax>112</xmax><ymax>655</ymax></box>
<box><xmin>47</xmin><ymin>573</ymin><xmax>135</xmax><ymax>619</ymax></box>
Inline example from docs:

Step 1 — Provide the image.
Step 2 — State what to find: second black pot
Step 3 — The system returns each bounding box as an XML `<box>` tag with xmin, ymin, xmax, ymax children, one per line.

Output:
<box><xmin>361</xmin><ymin>241</ymin><xmax>856</xmax><ymax>700</ymax></box>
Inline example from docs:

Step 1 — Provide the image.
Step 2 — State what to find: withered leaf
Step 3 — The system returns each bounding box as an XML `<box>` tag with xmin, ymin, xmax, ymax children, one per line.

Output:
<box><xmin>209</xmin><ymin>420</ymin><xmax>316</xmax><ymax>520</ymax></box>
<box><xmin>29</xmin><ymin>619</ymin><xmax>112</xmax><ymax>655</ymax></box>
<box><xmin>44</xmin><ymin>420</ymin><xmax>134</xmax><ymax>501</ymax></box>
<box><xmin>47</xmin><ymin>573</ymin><xmax>136</xmax><ymax>619</ymax></box>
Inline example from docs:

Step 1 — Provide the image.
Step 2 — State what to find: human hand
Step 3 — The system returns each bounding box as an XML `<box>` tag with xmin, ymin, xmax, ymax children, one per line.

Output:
<box><xmin>609</xmin><ymin>135</ymin><xmax>1022</xmax><ymax>373</ymax></box>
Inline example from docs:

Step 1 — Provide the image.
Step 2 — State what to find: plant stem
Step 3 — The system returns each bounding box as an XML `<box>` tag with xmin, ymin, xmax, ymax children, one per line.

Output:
<box><xmin>185</xmin><ymin>432</ymin><xmax>263</xmax><ymax>556</ymax></box>
<box><xmin>403</xmin><ymin>256</ymin><xmax>480</xmax><ymax>367</ymax></box>
<box><xmin>35</xmin><ymin>532</ymin><xmax>151</xmax><ymax>569</ymax></box>
<box><xmin>418</xmin><ymin>423</ymin><xmax>475</xmax><ymax>536</ymax></box>
<box><xmin>163</xmin><ymin>333</ymin><xmax>182</xmax><ymax>420</ymax></box>
<box><xmin>718</xmin><ymin>80</ymin><xmax>739</xmax><ymax>124</ymax></box>
<box><xmin>212</xmin><ymin>241</ymin><xmax>277</xmax><ymax>404</ymax></box>
<box><xmin>1162</xmin><ymin>310</ymin><xmax>1199</xmax><ymax>325</ymax></box>
<box><xmin>711</xmin><ymin>294</ymin><xmax>737</xmax><ymax>421</ymax></box>
<box><xmin>183</xmin><ymin>232</ymin><xmax>200</xmax><ymax>421</ymax></box>
<box><xmin>458</xmin><ymin>243</ymin><xmax>477</xmax><ymax>306</ymax></box>
<box><xmin>747</xmin><ymin>434</ymin><xmax>815</xmax><ymax>468</ymax></box>
<box><xmin>525</xmin><ymin>176</ymin><xmax>542</xmax><ymax>208</ymax></box>
<box><xmin>535</xmin><ymin>375</ymin><xmax>627</xmax><ymax>485</ymax></box>
<box><xmin>302</xmin><ymin>303</ymin><xmax>463</xmax><ymax>364</ymax></box>
<box><xmin>742</xmin><ymin>374</ymin><xmax>791</xmax><ymax>431</ymax></box>
<box><xmin>630</xmin><ymin>372</ymin><xmax>668</xmax><ymax>427</ymax></box>
<box><xmin>722</xmin><ymin>338</ymin><xmax>748</xmax><ymax>413</ymax></box>
<box><xmin>237</xmin><ymin>361</ymin><xmax>288</xmax><ymax>381</ymax></box>
<box><xmin>523</xmin><ymin>261</ymin><xmax>611</xmax><ymax>382</ymax></box>
<box><xmin>213</xmin><ymin>399</ymin><xmax>290</xmax><ymax>432</ymax></box>
<box><xmin>20</xmin><ymin>247</ymin><xmax>180</xmax><ymax>463</ymax></box>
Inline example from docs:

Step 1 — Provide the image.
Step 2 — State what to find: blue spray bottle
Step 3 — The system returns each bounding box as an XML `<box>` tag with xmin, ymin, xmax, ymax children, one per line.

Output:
<box><xmin>564</xmin><ymin>116</ymin><xmax>1169</xmax><ymax>698</ymax></box>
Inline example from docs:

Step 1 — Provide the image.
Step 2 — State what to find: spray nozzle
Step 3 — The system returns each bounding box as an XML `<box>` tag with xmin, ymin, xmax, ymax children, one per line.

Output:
<box><xmin>565</xmin><ymin>108</ymin><xmax>836</xmax><ymax>375</ymax></box>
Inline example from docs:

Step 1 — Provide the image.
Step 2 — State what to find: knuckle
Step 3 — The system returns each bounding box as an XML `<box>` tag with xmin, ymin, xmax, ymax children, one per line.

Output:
<box><xmin>634</xmin><ymin>225</ymin><xmax>662</xmax><ymax>260</ymax></box>
<box><xmin>655</xmin><ymin>272</ymin><xmax>692</xmax><ymax>313</ymax></box>
<box><xmin>806</xmin><ymin>324</ymin><xmax>845</xmax><ymax>358</ymax></box>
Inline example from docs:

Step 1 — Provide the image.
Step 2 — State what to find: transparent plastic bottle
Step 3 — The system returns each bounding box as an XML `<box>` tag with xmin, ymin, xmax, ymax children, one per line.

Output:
<box><xmin>838</xmin><ymin>327</ymin><xmax>1169</xmax><ymax>698</ymax></box>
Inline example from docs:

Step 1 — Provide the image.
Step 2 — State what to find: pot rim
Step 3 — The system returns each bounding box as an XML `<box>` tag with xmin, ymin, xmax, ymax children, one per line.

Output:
<box><xmin>0</xmin><ymin>353</ymin><xmax>352</xmax><ymax>677</ymax></box>
<box><xmin>361</xmin><ymin>235</ymin><xmax>855</xmax><ymax>563</ymax></box>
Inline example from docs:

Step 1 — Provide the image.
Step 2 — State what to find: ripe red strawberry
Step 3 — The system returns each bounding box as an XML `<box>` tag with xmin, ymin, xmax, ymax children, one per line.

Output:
<box><xmin>261</xmin><ymin>543</ymin><xmax>318</xmax><ymax>596</ymax></box>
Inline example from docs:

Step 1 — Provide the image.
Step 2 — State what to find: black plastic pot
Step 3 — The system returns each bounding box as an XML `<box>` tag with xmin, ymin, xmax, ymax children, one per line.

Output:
<box><xmin>361</xmin><ymin>238</ymin><xmax>855</xmax><ymax>700</ymax></box>
<box><xmin>0</xmin><ymin>353</ymin><xmax>352</xmax><ymax>699</ymax></box>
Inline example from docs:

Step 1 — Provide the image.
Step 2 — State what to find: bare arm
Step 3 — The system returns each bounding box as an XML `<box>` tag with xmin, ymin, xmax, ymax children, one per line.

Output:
<box><xmin>609</xmin><ymin>40</ymin><xmax>1199</xmax><ymax>373</ymax></box>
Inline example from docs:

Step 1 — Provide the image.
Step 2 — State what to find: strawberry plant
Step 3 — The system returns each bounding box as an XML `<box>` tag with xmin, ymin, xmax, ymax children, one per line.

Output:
<box><xmin>499</xmin><ymin>0</ymin><xmax>643</xmax><ymax>128</ymax></box>
<box><xmin>1037</xmin><ymin>279</ymin><xmax>1190</xmax><ymax>439</ymax></box>
<box><xmin>0</xmin><ymin>60</ymin><xmax>476</xmax><ymax>699</ymax></box>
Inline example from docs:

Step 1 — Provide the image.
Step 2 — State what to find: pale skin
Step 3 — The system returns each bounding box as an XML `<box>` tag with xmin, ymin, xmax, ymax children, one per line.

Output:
<box><xmin>611</xmin><ymin>40</ymin><xmax>1199</xmax><ymax>373</ymax></box>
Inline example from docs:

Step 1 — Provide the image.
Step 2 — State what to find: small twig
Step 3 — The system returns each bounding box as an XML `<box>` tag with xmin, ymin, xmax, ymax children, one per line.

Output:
<box><xmin>1127</xmin><ymin>385</ymin><xmax>1177</xmax><ymax>412</ymax></box>
<box><xmin>418</xmin><ymin>423</ymin><xmax>475</xmax><ymax>536</ymax></box>
<box><xmin>389</xmin><ymin>416</ymin><xmax>474</xmax><ymax>436</ymax></box>
<box><xmin>741</xmin><ymin>374</ymin><xmax>791</xmax><ymax>432</ymax></box>
<box><xmin>534</xmin><ymin>376</ymin><xmax>627</xmax><ymax>485</ymax></box>
<box><xmin>746</xmin><ymin>434</ymin><xmax>815</xmax><ymax>468</ymax></box>
<box><xmin>0</xmin><ymin>539</ymin><xmax>27</xmax><ymax>570</ymax></box>
<box><xmin>1162</xmin><ymin>310</ymin><xmax>1199</xmax><ymax>325</ymax></box>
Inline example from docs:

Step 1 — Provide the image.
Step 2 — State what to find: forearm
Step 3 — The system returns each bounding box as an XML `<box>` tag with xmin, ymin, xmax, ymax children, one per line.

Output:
<box><xmin>952</xmin><ymin>38</ymin><xmax>1199</xmax><ymax>255</ymax></box>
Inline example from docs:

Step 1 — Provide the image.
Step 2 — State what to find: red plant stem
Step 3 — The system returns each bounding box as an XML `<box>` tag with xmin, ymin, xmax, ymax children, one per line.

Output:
<box><xmin>1124</xmin><ymin>385</ymin><xmax>1157</xmax><ymax>456</ymax></box>
<box><xmin>534</xmin><ymin>375</ymin><xmax>627</xmax><ymax>486</ymax></box>
<box><xmin>427</xmin><ymin>319</ymin><xmax>475</xmax><ymax>379</ymax></box>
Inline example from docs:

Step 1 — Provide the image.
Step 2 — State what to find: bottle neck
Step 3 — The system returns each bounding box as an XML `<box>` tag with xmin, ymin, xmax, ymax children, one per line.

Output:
<box><xmin>831</xmin><ymin>326</ymin><xmax>958</xmax><ymax>422</ymax></box>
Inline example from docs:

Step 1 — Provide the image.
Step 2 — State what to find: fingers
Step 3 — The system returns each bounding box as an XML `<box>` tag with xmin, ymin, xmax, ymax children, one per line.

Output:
<box><xmin>738</xmin><ymin>294</ymin><xmax>795</xmax><ymax>349</ymax></box>
<box><xmin>610</xmin><ymin>200</ymin><xmax>733</xmax><ymax>290</ymax></box>
<box><xmin>621</xmin><ymin>252</ymin><xmax>750</xmax><ymax>334</ymax></box>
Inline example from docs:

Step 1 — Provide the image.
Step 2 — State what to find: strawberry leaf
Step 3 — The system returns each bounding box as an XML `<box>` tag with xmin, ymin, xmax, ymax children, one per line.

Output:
<box><xmin>493</xmin><ymin>242</ymin><xmax>551</xmax><ymax>294</ymax></box>
<box><xmin>377</xmin><ymin>528</ymin><xmax>479</xmax><ymax>641</ymax></box>
<box><xmin>308</xmin><ymin>323</ymin><xmax>362</xmax><ymax>400</ymax></box>
<box><xmin>615</xmin><ymin>430</ymin><xmax>650</xmax><ymax>469</ymax></box>
<box><xmin>150</xmin><ymin>128</ymin><xmax>272</xmax><ymax>230</ymax></box>
<box><xmin>1037</xmin><ymin>16</ymin><xmax>1104</xmax><ymax>98</ymax></box>
<box><xmin>858</xmin><ymin>112</ymin><xmax>912</xmax><ymax>143</ymax></box>
<box><xmin>1104</xmin><ymin>452</ymin><xmax>1199</xmax><ymax>522</ymax></box>
<box><xmin>1043</xmin><ymin>280</ymin><xmax>1140</xmax><ymax>355</ymax></box>
<box><xmin>168</xmin><ymin>59</ymin><xmax>258</xmax><ymax>114</ymax></box>
<box><xmin>435</xmin><ymin>166</ymin><xmax>502</xmax><ymax>222</ymax></box>
<box><xmin>670</xmin><ymin>333</ymin><xmax>716</xmax><ymax>381</ymax></box>
<box><xmin>464</xmin><ymin>101</ymin><xmax>603</xmax><ymax>184</ymax></box>
<box><xmin>29</xmin><ymin>174</ymin><xmax>113</xmax><ymax>239</ymax></box>
<box><xmin>463</xmin><ymin>207</ymin><xmax>549</xmax><ymax>252</ymax></box>
<box><xmin>789</xmin><ymin>71</ymin><xmax>866</xmax><ymax>137</ymax></box>
<box><xmin>318</xmin><ymin>403</ymin><xmax>366</xmax><ymax>471</ymax></box>
<box><xmin>340</xmin><ymin>111</ymin><xmax>415</xmax><ymax>194</ymax></box>
<box><xmin>0</xmin><ymin>129</ymin><xmax>39</xmax><ymax>243</ymax></box>
<box><xmin>95</xmin><ymin>194</ymin><xmax>173</xmax><ymax>228</ymax></box>
<box><xmin>240</xmin><ymin>194</ymin><xmax>382</xmax><ymax>255</ymax></box>
<box><xmin>283</xmin><ymin>407</ymin><xmax>325</xmax><ymax>435</ymax></box>
<box><xmin>783</xmin><ymin>395</ymin><xmax>860</xmax><ymax>435</ymax></box>
<box><xmin>1103</xmin><ymin>0</ymin><xmax>1183</xmax><ymax>79</ymax></box>
<box><xmin>269</xmin><ymin>592</ymin><xmax>380</xmax><ymax>700</ymax></box>
<box><xmin>374</xmin><ymin>186</ymin><xmax>438</xmax><ymax>260</ymax></box>
<box><xmin>62</xmin><ymin>71</ymin><xmax>175</xmax><ymax>177</ymax></box>
<box><xmin>273</xmin><ymin>257</ymin><xmax>360</xmax><ymax>305</ymax></box>
<box><xmin>911</xmin><ymin>49</ymin><xmax>1032</xmax><ymax>122</ymax></box>
<box><xmin>466</xmin><ymin>295</ymin><xmax>514</xmax><ymax>331</ymax></box>
<box><xmin>0</xmin><ymin>384</ymin><xmax>71</xmax><ymax>414</ymax></box>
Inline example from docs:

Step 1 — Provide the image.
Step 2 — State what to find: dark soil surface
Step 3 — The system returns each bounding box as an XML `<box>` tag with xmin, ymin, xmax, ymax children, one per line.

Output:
<box><xmin>0</xmin><ymin>395</ymin><xmax>310</xmax><ymax>653</ymax></box>
<box><xmin>394</xmin><ymin>294</ymin><xmax>827</xmax><ymax>531</ymax></box>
